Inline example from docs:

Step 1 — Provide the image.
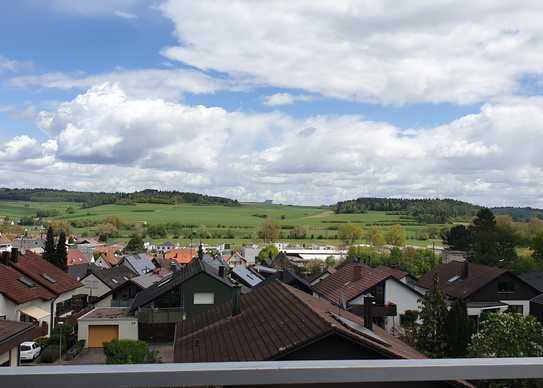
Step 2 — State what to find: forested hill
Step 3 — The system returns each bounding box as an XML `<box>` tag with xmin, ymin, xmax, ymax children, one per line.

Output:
<box><xmin>491</xmin><ymin>207</ymin><xmax>543</xmax><ymax>221</ymax></box>
<box><xmin>335</xmin><ymin>197</ymin><xmax>480</xmax><ymax>223</ymax></box>
<box><xmin>0</xmin><ymin>188</ymin><xmax>239</xmax><ymax>208</ymax></box>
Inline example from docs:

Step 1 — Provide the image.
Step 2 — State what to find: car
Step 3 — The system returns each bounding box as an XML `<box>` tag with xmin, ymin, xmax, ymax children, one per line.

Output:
<box><xmin>19</xmin><ymin>341</ymin><xmax>41</xmax><ymax>361</ymax></box>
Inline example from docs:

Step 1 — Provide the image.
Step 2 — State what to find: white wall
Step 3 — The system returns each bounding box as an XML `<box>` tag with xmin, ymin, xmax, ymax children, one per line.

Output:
<box><xmin>383</xmin><ymin>279</ymin><xmax>421</xmax><ymax>333</ymax></box>
<box><xmin>78</xmin><ymin>316</ymin><xmax>138</xmax><ymax>347</ymax></box>
<box><xmin>0</xmin><ymin>294</ymin><xmax>18</xmax><ymax>320</ymax></box>
<box><xmin>16</xmin><ymin>298</ymin><xmax>52</xmax><ymax>335</ymax></box>
<box><xmin>501</xmin><ymin>300</ymin><xmax>530</xmax><ymax>316</ymax></box>
<box><xmin>94</xmin><ymin>295</ymin><xmax>113</xmax><ymax>308</ymax></box>
<box><xmin>79</xmin><ymin>274</ymin><xmax>110</xmax><ymax>298</ymax></box>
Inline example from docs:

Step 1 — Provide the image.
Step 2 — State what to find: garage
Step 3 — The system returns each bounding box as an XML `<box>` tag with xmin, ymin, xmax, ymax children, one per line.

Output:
<box><xmin>88</xmin><ymin>325</ymin><xmax>119</xmax><ymax>348</ymax></box>
<box><xmin>78</xmin><ymin>308</ymin><xmax>138</xmax><ymax>348</ymax></box>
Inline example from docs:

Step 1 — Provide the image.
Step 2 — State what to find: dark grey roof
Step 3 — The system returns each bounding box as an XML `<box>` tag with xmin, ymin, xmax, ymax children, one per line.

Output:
<box><xmin>466</xmin><ymin>301</ymin><xmax>508</xmax><ymax>308</ymax></box>
<box><xmin>89</xmin><ymin>265</ymin><xmax>138</xmax><ymax>289</ymax></box>
<box><xmin>123</xmin><ymin>254</ymin><xmax>155</xmax><ymax>275</ymax></box>
<box><xmin>68</xmin><ymin>263</ymin><xmax>91</xmax><ymax>280</ymax></box>
<box><xmin>129</xmin><ymin>259</ymin><xmax>234</xmax><ymax>311</ymax></box>
<box><xmin>519</xmin><ymin>272</ymin><xmax>543</xmax><ymax>293</ymax></box>
<box><xmin>231</xmin><ymin>266</ymin><xmax>263</xmax><ymax>287</ymax></box>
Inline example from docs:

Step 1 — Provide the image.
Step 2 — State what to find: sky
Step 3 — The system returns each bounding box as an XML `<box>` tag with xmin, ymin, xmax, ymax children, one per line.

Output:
<box><xmin>1</xmin><ymin>1</ymin><xmax>543</xmax><ymax>207</ymax></box>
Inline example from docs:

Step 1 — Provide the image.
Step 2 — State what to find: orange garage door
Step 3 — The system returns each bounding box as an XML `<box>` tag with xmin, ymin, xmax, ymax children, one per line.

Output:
<box><xmin>88</xmin><ymin>325</ymin><xmax>119</xmax><ymax>348</ymax></box>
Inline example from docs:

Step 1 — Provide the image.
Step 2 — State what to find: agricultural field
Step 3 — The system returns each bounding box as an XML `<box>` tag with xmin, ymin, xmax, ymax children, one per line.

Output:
<box><xmin>0</xmin><ymin>200</ymin><xmax>446</xmax><ymax>247</ymax></box>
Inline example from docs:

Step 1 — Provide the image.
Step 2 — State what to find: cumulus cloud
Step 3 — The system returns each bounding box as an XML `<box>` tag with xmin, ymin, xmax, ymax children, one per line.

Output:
<box><xmin>263</xmin><ymin>93</ymin><xmax>316</xmax><ymax>106</ymax></box>
<box><xmin>160</xmin><ymin>1</ymin><xmax>543</xmax><ymax>105</ymax></box>
<box><xmin>9</xmin><ymin>68</ymin><xmax>229</xmax><ymax>101</ymax></box>
<box><xmin>3</xmin><ymin>84</ymin><xmax>543</xmax><ymax>207</ymax></box>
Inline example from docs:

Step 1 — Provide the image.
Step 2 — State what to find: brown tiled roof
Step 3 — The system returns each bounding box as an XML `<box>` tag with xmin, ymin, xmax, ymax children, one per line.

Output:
<box><xmin>313</xmin><ymin>262</ymin><xmax>406</xmax><ymax>304</ymax></box>
<box><xmin>12</xmin><ymin>252</ymin><xmax>81</xmax><ymax>295</ymax></box>
<box><xmin>174</xmin><ymin>280</ymin><xmax>424</xmax><ymax>363</ymax></box>
<box><xmin>416</xmin><ymin>261</ymin><xmax>506</xmax><ymax>299</ymax></box>
<box><xmin>164</xmin><ymin>248</ymin><xmax>196</xmax><ymax>265</ymax></box>
<box><xmin>0</xmin><ymin>320</ymin><xmax>33</xmax><ymax>342</ymax></box>
<box><xmin>0</xmin><ymin>264</ymin><xmax>55</xmax><ymax>304</ymax></box>
<box><xmin>67</xmin><ymin>248</ymin><xmax>90</xmax><ymax>266</ymax></box>
<box><xmin>94</xmin><ymin>244</ymin><xmax>124</xmax><ymax>266</ymax></box>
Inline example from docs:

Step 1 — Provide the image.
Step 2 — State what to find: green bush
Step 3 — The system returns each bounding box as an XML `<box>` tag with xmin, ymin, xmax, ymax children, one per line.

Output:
<box><xmin>103</xmin><ymin>340</ymin><xmax>160</xmax><ymax>364</ymax></box>
<box><xmin>39</xmin><ymin>345</ymin><xmax>60</xmax><ymax>363</ymax></box>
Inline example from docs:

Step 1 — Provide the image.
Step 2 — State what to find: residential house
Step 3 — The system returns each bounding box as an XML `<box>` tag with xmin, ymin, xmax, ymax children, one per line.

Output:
<box><xmin>417</xmin><ymin>261</ymin><xmax>540</xmax><ymax>329</ymax></box>
<box><xmin>225</xmin><ymin>251</ymin><xmax>247</xmax><ymax>268</ymax></box>
<box><xmin>517</xmin><ymin>272</ymin><xmax>543</xmax><ymax>323</ymax></box>
<box><xmin>313</xmin><ymin>263</ymin><xmax>422</xmax><ymax>333</ymax></box>
<box><xmin>67</xmin><ymin>248</ymin><xmax>91</xmax><ymax>267</ymax></box>
<box><xmin>240</xmin><ymin>245</ymin><xmax>261</xmax><ymax>265</ymax></box>
<box><xmin>0</xmin><ymin>320</ymin><xmax>47</xmax><ymax>366</ymax></box>
<box><xmin>11</xmin><ymin>237</ymin><xmax>44</xmax><ymax>255</ymax></box>
<box><xmin>164</xmin><ymin>248</ymin><xmax>196</xmax><ymax>266</ymax></box>
<box><xmin>263</xmin><ymin>269</ymin><xmax>314</xmax><ymax>294</ymax></box>
<box><xmin>309</xmin><ymin>267</ymin><xmax>337</xmax><ymax>286</ymax></box>
<box><xmin>77</xmin><ymin>308</ymin><xmax>138</xmax><ymax>348</ymax></box>
<box><xmin>78</xmin><ymin>265</ymin><xmax>138</xmax><ymax>301</ymax></box>
<box><xmin>129</xmin><ymin>259</ymin><xmax>237</xmax><ymax>342</ymax></box>
<box><xmin>230</xmin><ymin>266</ymin><xmax>263</xmax><ymax>289</ymax></box>
<box><xmin>0</xmin><ymin>234</ymin><xmax>11</xmax><ymax>253</ymax></box>
<box><xmin>93</xmin><ymin>244</ymin><xmax>124</xmax><ymax>267</ymax></box>
<box><xmin>0</xmin><ymin>251</ymin><xmax>81</xmax><ymax>335</ymax></box>
<box><xmin>122</xmin><ymin>254</ymin><xmax>155</xmax><ymax>276</ymax></box>
<box><xmin>68</xmin><ymin>263</ymin><xmax>91</xmax><ymax>281</ymax></box>
<box><xmin>156</xmin><ymin>241</ymin><xmax>176</xmax><ymax>255</ymax></box>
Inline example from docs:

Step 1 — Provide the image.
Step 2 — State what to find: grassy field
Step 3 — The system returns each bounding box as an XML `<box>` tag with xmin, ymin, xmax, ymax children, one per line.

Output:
<box><xmin>0</xmin><ymin>200</ymin><xmax>445</xmax><ymax>247</ymax></box>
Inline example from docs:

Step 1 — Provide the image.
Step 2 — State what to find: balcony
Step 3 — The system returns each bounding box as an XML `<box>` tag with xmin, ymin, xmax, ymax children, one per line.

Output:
<box><xmin>2</xmin><ymin>358</ymin><xmax>543</xmax><ymax>386</ymax></box>
<box><xmin>136</xmin><ymin>307</ymin><xmax>185</xmax><ymax>324</ymax></box>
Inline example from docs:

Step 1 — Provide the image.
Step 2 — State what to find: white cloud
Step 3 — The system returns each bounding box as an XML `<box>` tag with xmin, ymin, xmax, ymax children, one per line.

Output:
<box><xmin>114</xmin><ymin>10</ymin><xmax>138</xmax><ymax>19</ymax></box>
<box><xmin>9</xmin><ymin>68</ymin><xmax>230</xmax><ymax>101</ymax></box>
<box><xmin>0</xmin><ymin>55</ymin><xmax>31</xmax><ymax>73</ymax></box>
<box><xmin>40</xmin><ymin>0</ymin><xmax>147</xmax><ymax>17</ymax></box>
<box><xmin>3</xmin><ymin>84</ymin><xmax>543</xmax><ymax>207</ymax></box>
<box><xmin>160</xmin><ymin>1</ymin><xmax>543</xmax><ymax>105</ymax></box>
<box><xmin>263</xmin><ymin>93</ymin><xmax>316</xmax><ymax>106</ymax></box>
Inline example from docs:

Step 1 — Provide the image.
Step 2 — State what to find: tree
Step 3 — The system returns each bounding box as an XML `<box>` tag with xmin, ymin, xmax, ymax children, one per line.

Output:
<box><xmin>124</xmin><ymin>235</ymin><xmax>144</xmax><ymax>253</ymax></box>
<box><xmin>469</xmin><ymin>313</ymin><xmax>543</xmax><ymax>357</ymax></box>
<box><xmin>96</xmin><ymin>223</ymin><xmax>119</xmax><ymax>242</ymax></box>
<box><xmin>289</xmin><ymin>225</ymin><xmax>307</xmax><ymax>239</ymax></box>
<box><xmin>325</xmin><ymin>256</ymin><xmax>336</xmax><ymax>269</ymax></box>
<box><xmin>442</xmin><ymin>225</ymin><xmax>472</xmax><ymax>251</ymax></box>
<box><xmin>258</xmin><ymin>219</ymin><xmax>281</xmax><ymax>242</ymax></box>
<box><xmin>256</xmin><ymin>245</ymin><xmax>279</xmax><ymax>264</ymax></box>
<box><xmin>470</xmin><ymin>208</ymin><xmax>499</xmax><ymax>266</ymax></box>
<box><xmin>367</xmin><ymin>226</ymin><xmax>385</xmax><ymax>247</ymax></box>
<box><xmin>43</xmin><ymin>226</ymin><xmax>56</xmax><ymax>263</ymax></box>
<box><xmin>415</xmin><ymin>274</ymin><xmax>448</xmax><ymax>357</ymax></box>
<box><xmin>338</xmin><ymin>224</ymin><xmax>363</xmax><ymax>245</ymax></box>
<box><xmin>385</xmin><ymin>224</ymin><xmax>406</xmax><ymax>247</ymax></box>
<box><xmin>445</xmin><ymin>299</ymin><xmax>471</xmax><ymax>357</ymax></box>
<box><xmin>530</xmin><ymin>233</ymin><xmax>543</xmax><ymax>262</ymax></box>
<box><xmin>54</xmin><ymin>231</ymin><xmax>68</xmax><ymax>271</ymax></box>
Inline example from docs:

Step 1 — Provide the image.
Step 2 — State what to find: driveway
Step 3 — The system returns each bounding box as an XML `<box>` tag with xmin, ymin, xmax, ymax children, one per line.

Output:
<box><xmin>150</xmin><ymin>343</ymin><xmax>173</xmax><ymax>363</ymax></box>
<box><xmin>66</xmin><ymin>348</ymin><xmax>106</xmax><ymax>365</ymax></box>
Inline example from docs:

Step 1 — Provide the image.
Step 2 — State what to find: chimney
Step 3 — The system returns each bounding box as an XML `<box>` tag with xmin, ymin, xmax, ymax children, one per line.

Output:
<box><xmin>462</xmin><ymin>260</ymin><xmax>469</xmax><ymax>279</ymax></box>
<box><xmin>232</xmin><ymin>284</ymin><xmax>241</xmax><ymax>316</ymax></box>
<box><xmin>218</xmin><ymin>265</ymin><xmax>225</xmax><ymax>278</ymax></box>
<box><xmin>353</xmin><ymin>264</ymin><xmax>362</xmax><ymax>281</ymax></box>
<box><xmin>1</xmin><ymin>251</ymin><xmax>9</xmax><ymax>265</ymax></box>
<box><xmin>363</xmin><ymin>296</ymin><xmax>375</xmax><ymax>331</ymax></box>
<box><xmin>10</xmin><ymin>248</ymin><xmax>19</xmax><ymax>263</ymax></box>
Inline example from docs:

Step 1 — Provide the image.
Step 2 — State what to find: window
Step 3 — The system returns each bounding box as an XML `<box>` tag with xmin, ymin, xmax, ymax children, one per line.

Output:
<box><xmin>194</xmin><ymin>292</ymin><xmax>214</xmax><ymax>305</ymax></box>
<box><xmin>507</xmin><ymin>305</ymin><xmax>523</xmax><ymax>314</ymax></box>
<box><xmin>18</xmin><ymin>276</ymin><xmax>36</xmax><ymax>288</ymax></box>
<box><xmin>41</xmin><ymin>273</ymin><xmax>57</xmax><ymax>283</ymax></box>
<box><xmin>448</xmin><ymin>275</ymin><xmax>461</xmax><ymax>283</ymax></box>
<box><xmin>498</xmin><ymin>281</ymin><xmax>515</xmax><ymax>293</ymax></box>
<box><xmin>0</xmin><ymin>315</ymin><xmax>6</xmax><ymax>320</ymax></box>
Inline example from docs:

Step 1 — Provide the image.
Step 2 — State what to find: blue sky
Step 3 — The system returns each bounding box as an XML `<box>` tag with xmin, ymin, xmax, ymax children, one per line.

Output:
<box><xmin>1</xmin><ymin>1</ymin><xmax>543</xmax><ymax>207</ymax></box>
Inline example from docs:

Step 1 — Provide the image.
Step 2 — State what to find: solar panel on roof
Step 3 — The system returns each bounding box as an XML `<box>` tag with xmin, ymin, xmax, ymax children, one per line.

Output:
<box><xmin>19</xmin><ymin>276</ymin><xmax>36</xmax><ymax>288</ymax></box>
<box><xmin>41</xmin><ymin>273</ymin><xmax>57</xmax><ymax>284</ymax></box>
<box><xmin>329</xmin><ymin>312</ymin><xmax>390</xmax><ymax>347</ymax></box>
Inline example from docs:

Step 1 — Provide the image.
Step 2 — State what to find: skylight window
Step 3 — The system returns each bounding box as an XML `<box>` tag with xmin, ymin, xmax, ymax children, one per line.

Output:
<box><xmin>112</xmin><ymin>278</ymin><xmax>118</xmax><ymax>284</ymax></box>
<box><xmin>19</xmin><ymin>276</ymin><xmax>36</xmax><ymax>288</ymax></box>
<box><xmin>41</xmin><ymin>273</ymin><xmax>57</xmax><ymax>284</ymax></box>
<box><xmin>448</xmin><ymin>275</ymin><xmax>461</xmax><ymax>283</ymax></box>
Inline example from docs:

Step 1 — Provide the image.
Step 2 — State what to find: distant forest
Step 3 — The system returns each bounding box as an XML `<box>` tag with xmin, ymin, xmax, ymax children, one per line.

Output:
<box><xmin>335</xmin><ymin>197</ymin><xmax>481</xmax><ymax>224</ymax></box>
<box><xmin>491</xmin><ymin>207</ymin><xmax>543</xmax><ymax>221</ymax></box>
<box><xmin>0</xmin><ymin>188</ymin><xmax>240</xmax><ymax>208</ymax></box>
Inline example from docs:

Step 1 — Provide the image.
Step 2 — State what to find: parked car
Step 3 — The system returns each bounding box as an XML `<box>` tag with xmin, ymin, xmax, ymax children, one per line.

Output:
<box><xmin>19</xmin><ymin>341</ymin><xmax>41</xmax><ymax>361</ymax></box>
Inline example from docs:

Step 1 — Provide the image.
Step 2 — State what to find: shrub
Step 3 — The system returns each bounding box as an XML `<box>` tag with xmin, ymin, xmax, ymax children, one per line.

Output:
<box><xmin>39</xmin><ymin>345</ymin><xmax>60</xmax><ymax>363</ymax></box>
<box><xmin>103</xmin><ymin>340</ymin><xmax>160</xmax><ymax>364</ymax></box>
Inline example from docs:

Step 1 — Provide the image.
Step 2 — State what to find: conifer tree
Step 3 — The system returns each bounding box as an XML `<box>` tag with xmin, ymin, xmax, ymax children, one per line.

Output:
<box><xmin>415</xmin><ymin>273</ymin><xmax>448</xmax><ymax>357</ymax></box>
<box><xmin>43</xmin><ymin>226</ymin><xmax>56</xmax><ymax>263</ymax></box>
<box><xmin>55</xmin><ymin>230</ymin><xmax>68</xmax><ymax>271</ymax></box>
<box><xmin>446</xmin><ymin>298</ymin><xmax>472</xmax><ymax>357</ymax></box>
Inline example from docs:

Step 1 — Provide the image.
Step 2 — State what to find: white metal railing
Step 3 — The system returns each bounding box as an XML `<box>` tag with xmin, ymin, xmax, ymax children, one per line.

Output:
<box><xmin>2</xmin><ymin>358</ymin><xmax>543</xmax><ymax>387</ymax></box>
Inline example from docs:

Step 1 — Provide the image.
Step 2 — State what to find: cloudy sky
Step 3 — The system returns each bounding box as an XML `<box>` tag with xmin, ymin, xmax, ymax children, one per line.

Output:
<box><xmin>1</xmin><ymin>1</ymin><xmax>543</xmax><ymax>207</ymax></box>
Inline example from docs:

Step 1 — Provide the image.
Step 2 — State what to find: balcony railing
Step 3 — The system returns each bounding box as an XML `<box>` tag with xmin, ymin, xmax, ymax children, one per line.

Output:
<box><xmin>136</xmin><ymin>307</ymin><xmax>184</xmax><ymax>323</ymax></box>
<box><xmin>2</xmin><ymin>358</ymin><xmax>543</xmax><ymax>387</ymax></box>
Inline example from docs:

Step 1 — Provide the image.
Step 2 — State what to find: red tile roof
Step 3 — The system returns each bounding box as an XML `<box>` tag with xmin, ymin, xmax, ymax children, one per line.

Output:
<box><xmin>313</xmin><ymin>262</ymin><xmax>406</xmax><ymax>305</ymax></box>
<box><xmin>174</xmin><ymin>280</ymin><xmax>424</xmax><ymax>363</ymax></box>
<box><xmin>416</xmin><ymin>261</ymin><xmax>508</xmax><ymax>299</ymax></box>
<box><xmin>94</xmin><ymin>245</ymin><xmax>123</xmax><ymax>266</ymax></box>
<box><xmin>0</xmin><ymin>264</ymin><xmax>55</xmax><ymax>304</ymax></box>
<box><xmin>67</xmin><ymin>248</ymin><xmax>90</xmax><ymax>266</ymax></box>
<box><xmin>164</xmin><ymin>248</ymin><xmax>196</xmax><ymax>265</ymax></box>
<box><xmin>11</xmin><ymin>252</ymin><xmax>81</xmax><ymax>295</ymax></box>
